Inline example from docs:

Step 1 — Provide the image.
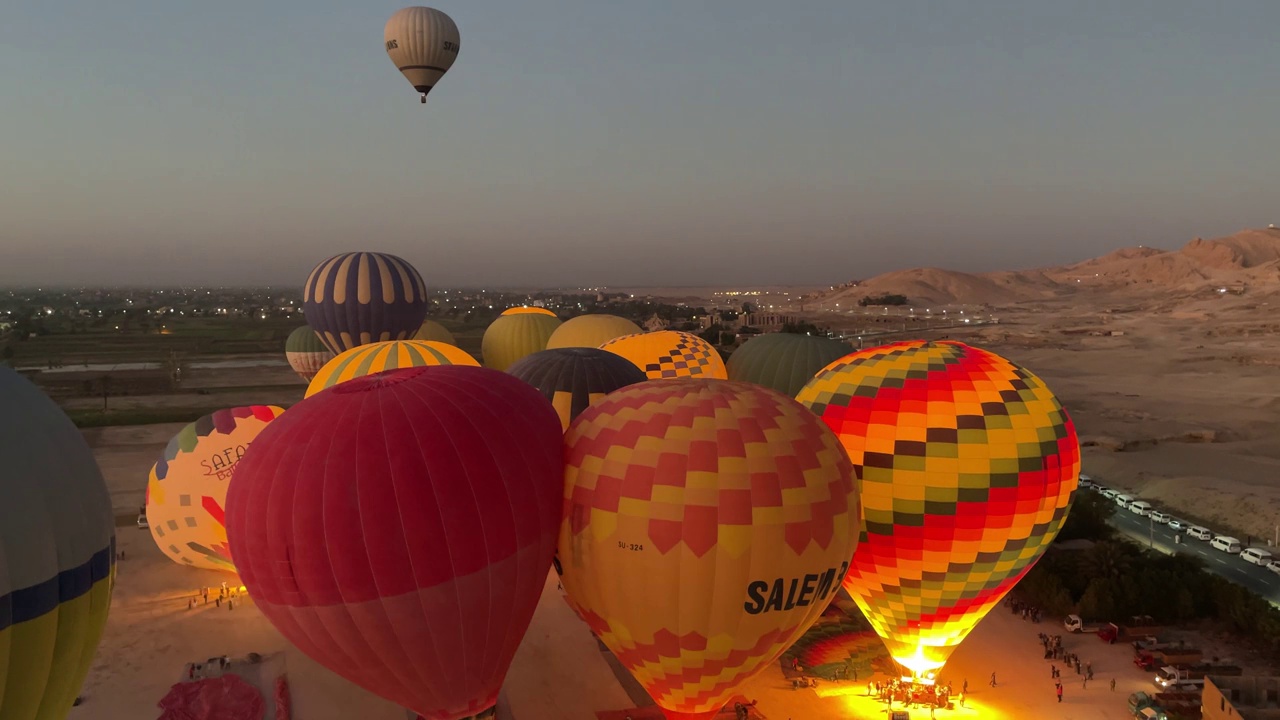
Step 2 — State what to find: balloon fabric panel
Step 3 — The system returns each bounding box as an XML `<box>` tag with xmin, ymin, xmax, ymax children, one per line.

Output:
<box><xmin>302</xmin><ymin>252</ymin><xmax>428</xmax><ymax>354</ymax></box>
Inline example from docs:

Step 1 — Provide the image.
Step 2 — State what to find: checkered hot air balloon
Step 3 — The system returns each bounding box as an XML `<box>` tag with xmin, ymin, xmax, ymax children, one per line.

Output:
<box><xmin>303</xmin><ymin>251</ymin><xmax>428</xmax><ymax>354</ymax></box>
<box><xmin>795</xmin><ymin>340</ymin><xmax>1080</xmax><ymax>675</ymax></box>
<box><xmin>305</xmin><ymin>340</ymin><xmax>479</xmax><ymax>398</ymax></box>
<box><xmin>145</xmin><ymin>405</ymin><xmax>286</xmax><ymax>572</ymax></box>
<box><xmin>0</xmin><ymin>368</ymin><xmax>115</xmax><ymax>719</ymax></box>
<box><xmin>600</xmin><ymin>330</ymin><xmax>728</xmax><ymax>380</ymax></box>
<box><xmin>226</xmin><ymin>366</ymin><xmax>564</xmax><ymax>720</ymax></box>
<box><xmin>560</xmin><ymin>380</ymin><xmax>860</xmax><ymax>720</ymax></box>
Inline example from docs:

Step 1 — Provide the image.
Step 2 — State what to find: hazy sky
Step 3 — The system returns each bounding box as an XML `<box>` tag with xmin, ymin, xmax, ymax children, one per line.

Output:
<box><xmin>2</xmin><ymin>1</ymin><xmax>1278</xmax><ymax>288</ymax></box>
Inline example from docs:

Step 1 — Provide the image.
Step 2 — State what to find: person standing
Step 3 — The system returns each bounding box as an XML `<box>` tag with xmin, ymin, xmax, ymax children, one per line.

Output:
<box><xmin>990</xmin><ymin>672</ymin><xmax>997</xmax><ymax>687</ymax></box>
<box><xmin>1056</xmin><ymin>683</ymin><xmax>1064</xmax><ymax>703</ymax></box>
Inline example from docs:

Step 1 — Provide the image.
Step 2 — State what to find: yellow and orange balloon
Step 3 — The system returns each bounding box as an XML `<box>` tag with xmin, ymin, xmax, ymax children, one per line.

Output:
<box><xmin>560</xmin><ymin>379</ymin><xmax>860</xmax><ymax>719</ymax></box>
<box><xmin>600</xmin><ymin>330</ymin><xmax>727</xmax><ymax>380</ymax></box>
<box><xmin>795</xmin><ymin>340</ymin><xmax>1079</xmax><ymax>674</ymax></box>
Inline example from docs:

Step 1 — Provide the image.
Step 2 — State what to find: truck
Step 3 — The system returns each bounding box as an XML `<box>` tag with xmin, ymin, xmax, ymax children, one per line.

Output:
<box><xmin>1154</xmin><ymin>663</ymin><xmax>1243</xmax><ymax>690</ymax></box>
<box><xmin>1129</xmin><ymin>689</ymin><xmax>1202</xmax><ymax>715</ymax></box>
<box><xmin>1099</xmin><ymin>615</ymin><xmax>1163</xmax><ymax>643</ymax></box>
<box><xmin>1135</xmin><ymin>647</ymin><xmax>1204</xmax><ymax>671</ymax></box>
<box><xmin>1063</xmin><ymin>614</ymin><xmax>1106</xmax><ymax>633</ymax></box>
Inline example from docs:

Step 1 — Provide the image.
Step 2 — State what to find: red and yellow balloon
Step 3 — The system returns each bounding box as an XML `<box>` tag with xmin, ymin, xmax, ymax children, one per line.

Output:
<box><xmin>795</xmin><ymin>340</ymin><xmax>1079</xmax><ymax>674</ymax></box>
<box><xmin>560</xmin><ymin>379</ymin><xmax>860</xmax><ymax>719</ymax></box>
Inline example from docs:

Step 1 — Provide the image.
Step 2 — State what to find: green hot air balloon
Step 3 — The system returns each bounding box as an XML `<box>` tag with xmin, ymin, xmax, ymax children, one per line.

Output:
<box><xmin>413</xmin><ymin>319</ymin><xmax>457</xmax><ymax>346</ymax></box>
<box><xmin>480</xmin><ymin>313</ymin><xmax>561</xmax><ymax>372</ymax></box>
<box><xmin>285</xmin><ymin>326</ymin><xmax>335</xmax><ymax>382</ymax></box>
<box><xmin>0</xmin><ymin>367</ymin><xmax>115</xmax><ymax>719</ymax></box>
<box><xmin>726</xmin><ymin>332</ymin><xmax>853</xmax><ymax>397</ymax></box>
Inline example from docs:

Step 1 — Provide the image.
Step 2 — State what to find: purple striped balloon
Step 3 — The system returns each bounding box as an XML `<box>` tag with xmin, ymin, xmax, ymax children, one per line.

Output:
<box><xmin>303</xmin><ymin>252</ymin><xmax>429</xmax><ymax>354</ymax></box>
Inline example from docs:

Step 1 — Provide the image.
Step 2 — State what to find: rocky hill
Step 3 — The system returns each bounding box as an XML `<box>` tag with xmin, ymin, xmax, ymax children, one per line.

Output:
<box><xmin>816</xmin><ymin>227</ymin><xmax>1280</xmax><ymax>306</ymax></box>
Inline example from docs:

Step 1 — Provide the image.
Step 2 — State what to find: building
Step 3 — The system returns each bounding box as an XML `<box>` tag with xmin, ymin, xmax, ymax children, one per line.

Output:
<box><xmin>737</xmin><ymin>312</ymin><xmax>799</xmax><ymax>330</ymax></box>
<box><xmin>1205</xmin><ymin>676</ymin><xmax>1280</xmax><ymax>720</ymax></box>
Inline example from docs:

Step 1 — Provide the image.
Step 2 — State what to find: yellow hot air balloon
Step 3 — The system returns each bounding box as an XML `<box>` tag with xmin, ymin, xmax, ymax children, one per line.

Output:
<box><xmin>145</xmin><ymin>405</ymin><xmax>286</xmax><ymax>571</ymax></box>
<box><xmin>0</xmin><ymin>367</ymin><xmax>115</xmax><ymax>719</ymax></box>
<box><xmin>413</xmin><ymin>318</ymin><xmax>457</xmax><ymax>346</ymax></box>
<box><xmin>500</xmin><ymin>306</ymin><xmax>557</xmax><ymax>317</ymax></box>
<box><xmin>600</xmin><ymin>330</ymin><xmax>727</xmax><ymax>380</ymax></box>
<box><xmin>546</xmin><ymin>314</ymin><xmax>641</xmax><ymax>350</ymax></box>
<box><xmin>480</xmin><ymin>313</ymin><xmax>561</xmax><ymax>372</ymax></box>
<box><xmin>560</xmin><ymin>379</ymin><xmax>860</xmax><ymax>719</ymax></box>
<box><xmin>795</xmin><ymin>340</ymin><xmax>1079</xmax><ymax>674</ymax></box>
<box><xmin>306</xmin><ymin>340</ymin><xmax>478</xmax><ymax>397</ymax></box>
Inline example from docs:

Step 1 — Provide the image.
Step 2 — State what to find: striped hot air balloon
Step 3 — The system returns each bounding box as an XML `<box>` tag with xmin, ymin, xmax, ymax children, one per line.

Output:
<box><xmin>226</xmin><ymin>366</ymin><xmax>564</xmax><ymax>720</ymax></box>
<box><xmin>284</xmin><ymin>326</ymin><xmax>334</xmax><ymax>382</ymax></box>
<box><xmin>305</xmin><ymin>340</ymin><xmax>478</xmax><ymax>398</ymax></box>
<box><xmin>145</xmin><ymin>405</ymin><xmax>286</xmax><ymax>572</ymax></box>
<box><xmin>560</xmin><ymin>380</ymin><xmax>860</xmax><ymax>720</ymax></box>
<box><xmin>795</xmin><ymin>340</ymin><xmax>1079</xmax><ymax>675</ymax></box>
<box><xmin>0</xmin><ymin>367</ymin><xmax>115</xmax><ymax>719</ymax></box>
<box><xmin>507</xmin><ymin>348</ymin><xmax>647</xmax><ymax>432</ymax></box>
<box><xmin>600</xmin><ymin>330</ymin><xmax>728</xmax><ymax>381</ymax></box>
<box><xmin>726</xmin><ymin>332</ymin><xmax>852</xmax><ymax>398</ymax></box>
<box><xmin>480</xmin><ymin>313</ymin><xmax>561</xmax><ymax>372</ymax></box>
<box><xmin>303</xmin><ymin>251</ymin><xmax>428</xmax><ymax>354</ymax></box>
<box><xmin>545</xmin><ymin>314</ymin><xmax>641</xmax><ymax>350</ymax></box>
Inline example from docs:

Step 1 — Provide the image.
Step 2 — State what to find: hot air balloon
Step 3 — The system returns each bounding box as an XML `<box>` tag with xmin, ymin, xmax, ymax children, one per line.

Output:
<box><xmin>284</xmin><ymin>326</ymin><xmax>335</xmax><ymax>382</ymax></box>
<box><xmin>226</xmin><ymin>366</ymin><xmax>564</xmax><ymax>720</ymax></box>
<box><xmin>795</xmin><ymin>340</ymin><xmax>1079</xmax><ymax>675</ymax></box>
<box><xmin>303</xmin><ymin>251</ymin><xmax>428</xmax><ymax>355</ymax></box>
<box><xmin>385</xmin><ymin>7</ymin><xmax>460</xmax><ymax>104</ymax></box>
<box><xmin>305</xmin><ymin>340</ymin><xmax>478</xmax><ymax>398</ymax></box>
<box><xmin>600</xmin><ymin>330</ymin><xmax>728</xmax><ymax>380</ymax></box>
<box><xmin>0</xmin><ymin>367</ymin><xmax>115</xmax><ymax>719</ymax></box>
<box><xmin>500</xmin><ymin>306</ymin><xmax>557</xmax><ymax>317</ymax></box>
<box><xmin>145</xmin><ymin>405</ymin><xmax>286</xmax><ymax>572</ymax></box>
<box><xmin>726</xmin><ymin>332</ymin><xmax>852</xmax><ymax>397</ymax></box>
<box><xmin>413</xmin><ymin>319</ymin><xmax>457</xmax><ymax>346</ymax></box>
<box><xmin>545</xmin><ymin>314</ymin><xmax>641</xmax><ymax>350</ymax></box>
<box><xmin>560</xmin><ymin>379</ymin><xmax>860</xmax><ymax>719</ymax></box>
<box><xmin>480</xmin><ymin>313</ymin><xmax>561</xmax><ymax>372</ymax></box>
<box><xmin>507</xmin><ymin>348</ymin><xmax>647</xmax><ymax>431</ymax></box>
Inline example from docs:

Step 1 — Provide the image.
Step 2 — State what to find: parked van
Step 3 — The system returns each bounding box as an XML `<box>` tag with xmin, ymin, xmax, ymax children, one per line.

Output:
<box><xmin>1116</xmin><ymin>494</ymin><xmax>1134</xmax><ymax>509</ymax></box>
<box><xmin>1129</xmin><ymin>501</ymin><xmax>1153</xmax><ymax>516</ymax></box>
<box><xmin>1187</xmin><ymin>526</ymin><xmax>1213</xmax><ymax>541</ymax></box>
<box><xmin>1241</xmin><ymin>547</ymin><xmax>1273</xmax><ymax>565</ymax></box>
<box><xmin>1211</xmin><ymin>536</ymin><xmax>1242</xmax><ymax>554</ymax></box>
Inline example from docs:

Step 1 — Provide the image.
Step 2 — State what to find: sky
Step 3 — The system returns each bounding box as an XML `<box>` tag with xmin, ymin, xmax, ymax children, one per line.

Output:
<box><xmin>1</xmin><ymin>1</ymin><xmax>1278</xmax><ymax>288</ymax></box>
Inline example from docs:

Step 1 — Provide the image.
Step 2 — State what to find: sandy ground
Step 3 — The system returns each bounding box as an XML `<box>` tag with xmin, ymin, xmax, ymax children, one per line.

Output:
<box><xmin>79</xmin><ymin>517</ymin><xmax>1195</xmax><ymax>720</ymax></box>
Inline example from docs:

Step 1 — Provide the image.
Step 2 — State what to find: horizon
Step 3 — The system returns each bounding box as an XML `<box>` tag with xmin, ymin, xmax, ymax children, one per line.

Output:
<box><xmin>3</xmin><ymin>1</ymin><xmax>1278</xmax><ymax>287</ymax></box>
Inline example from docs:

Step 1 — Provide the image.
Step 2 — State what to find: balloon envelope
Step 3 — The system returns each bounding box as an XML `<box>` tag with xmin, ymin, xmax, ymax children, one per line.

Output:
<box><xmin>545</xmin><ymin>314</ymin><xmax>641</xmax><ymax>350</ymax></box>
<box><xmin>146</xmin><ymin>405</ymin><xmax>286</xmax><ymax>572</ymax></box>
<box><xmin>507</xmin><ymin>348</ymin><xmax>647</xmax><ymax>431</ymax></box>
<box><xmin>480</xmin><ymin>314</ymin><xmax>561</xmax><ymax>372</ymax></box>
<box><xmin>560</xmin><ymin>379</ymin><xmax>860</xmax><ymax>719</ymax></box>
<box><xmin>413</xmin><ymin>319</ymin><xmax>457</xmax><ymax>346</ymax></box>
<box><xmin>500</xmin><ymin>306</ymin><xmax>556</xmax><ymax>317</ymax></box>
<box><xmin>303</xmin><ymin>251</ymin><xmax>428</xmax><ymax>355</ymax></box>
<box><xmin>226</xmin><ymin>366</ymin><xmax>564</xmax><ymax>720</ymax></box>
<box><xmin>795</xmin><ymin>340</ymin><xmax>1079</xmax><ymax>674</ymax></box>
<box><xmin>0</xmin><ymin>367</ymin><xmax>115</xmax><ymax>719</ymax></box>
<box><xmin>384</xmin><ymin>7</ymin><xmax>460</xmax><ymax>99</ymax></box>
<box><xmin>600</xmin><ymin>330</ymin><xmax>727</xmax><ymax>380</ymax></box>
<box><xmin>726</xmin><ymin>333</ymin><xmax>852</xmax><ymax>398</ymax></box>
<box><xmin>284</xmin><ymin>326</ymin><xmax>334</xmax><ymax>381</ymax></box>
<box><xmin>305</xmin><ymin>340</ymin><xmax>478</xmax><ymax>398</ymax></box>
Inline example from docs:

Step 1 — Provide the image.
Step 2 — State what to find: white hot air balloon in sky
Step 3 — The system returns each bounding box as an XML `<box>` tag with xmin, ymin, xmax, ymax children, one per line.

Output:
<box><xmin>384</xmin><ymin>7</ymin><xmax>461</xmax><ymax>104</ymax></box>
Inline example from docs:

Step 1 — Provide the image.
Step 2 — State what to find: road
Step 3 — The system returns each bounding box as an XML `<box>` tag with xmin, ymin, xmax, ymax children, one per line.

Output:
<box><xmin>1097</xmin><ymin>488</ymin><xmax>1280</xmax><ymax>605</ymax></box>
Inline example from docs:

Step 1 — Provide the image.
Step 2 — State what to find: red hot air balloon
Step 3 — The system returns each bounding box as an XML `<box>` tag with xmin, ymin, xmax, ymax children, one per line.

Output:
<box><xmin>225</xmin><ymin>366</ymin><xmax>564</xmax><ymax>720</ymax></box>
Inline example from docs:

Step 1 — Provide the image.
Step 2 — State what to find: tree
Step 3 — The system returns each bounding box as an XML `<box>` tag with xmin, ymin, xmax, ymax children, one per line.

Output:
<box><xmin>1082</xmin><ymin>541</ymin><xmax>1133</xmax><ymax>582</ymax></box>
<box><xmin>1078</xmin><ymin>578</ymin><xmax>1118</xmax><ymax>620</ymax></box>
<box><xmin>1055</xmin><ymin>492</ymin><xmax>1115</xmax><ymax>541</ymax></box>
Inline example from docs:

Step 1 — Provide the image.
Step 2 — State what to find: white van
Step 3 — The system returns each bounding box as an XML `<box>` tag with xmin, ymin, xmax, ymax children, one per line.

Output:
<box><xmin>1115</xmin><ymin>494</ymin><xmax>1134</xmax><ymax>509</ymax></box>
<box><xmin>1129</xmin><ymin>501</ymin><xmax>1152</xmax><ymax>516</ymax></box>
<box><xmin>1187</xmin><ymin>526</ymin><xmax>1213</xmax><ymax>541</ymax></box>
<box><xmin>1242</xmin><ymin>547</ymin><xmax>1272</xmax><ymax>565</ymax></box>
<box><xmin>1211</xmin><ymin>536</ymin><xmax>1242</xmax><ymax>554</ymax></box>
